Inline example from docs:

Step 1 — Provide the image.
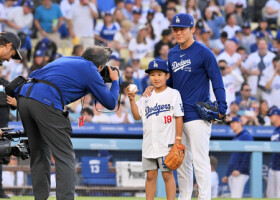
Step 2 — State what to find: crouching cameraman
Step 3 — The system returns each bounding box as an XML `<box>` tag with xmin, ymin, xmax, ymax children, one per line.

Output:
<box><xmin>8</xmin><ymin>46</ymin><xmax>119</xmax><ymax>200</ymax></box>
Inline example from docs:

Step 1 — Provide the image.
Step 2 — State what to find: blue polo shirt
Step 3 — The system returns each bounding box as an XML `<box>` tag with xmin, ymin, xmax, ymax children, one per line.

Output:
<box><xmin>18</xmin><ymin>56</ymin><xmax>119</xmax><ymax>111</ymax></box>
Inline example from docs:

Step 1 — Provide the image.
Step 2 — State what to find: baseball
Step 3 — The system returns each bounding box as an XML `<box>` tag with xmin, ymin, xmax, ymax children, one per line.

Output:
<box><xmin>129</xmin><ymin>84</ymin><xmax>138</xmax><ymax>93</ymax></box>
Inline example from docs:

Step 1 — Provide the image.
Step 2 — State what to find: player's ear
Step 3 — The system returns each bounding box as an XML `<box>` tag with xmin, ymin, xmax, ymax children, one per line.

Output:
<box><xmin>166</xmin><ymin>73</ymin><xmax>170</xmax><ymax>80</ymax></box>
<box><xmin>191</xmin><ymin>27</ymin><xmax>195</xmax><ymax>34</ymax></box>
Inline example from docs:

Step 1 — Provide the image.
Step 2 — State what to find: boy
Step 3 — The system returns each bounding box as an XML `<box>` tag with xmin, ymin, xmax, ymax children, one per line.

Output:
<box><xmin>127</xmin><ymin>59</ymin><xmax>184</xmax><ymax>200</ymax></box>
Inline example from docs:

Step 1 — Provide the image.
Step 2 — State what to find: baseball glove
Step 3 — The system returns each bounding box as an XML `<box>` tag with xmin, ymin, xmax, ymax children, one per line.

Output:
<box><xmin>195</xmin><ymin>101</ymin><xmax>225</xmax><ymax>122</ymax></box>
<box><xmin>164</xmin><ymin>143</ymin><xmax>185</xmax><ymax>170</ymax></box>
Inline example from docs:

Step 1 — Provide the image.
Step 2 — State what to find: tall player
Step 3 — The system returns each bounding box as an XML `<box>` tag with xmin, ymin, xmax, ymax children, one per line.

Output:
<box><xmin>168</xmin><ymin>13</ymin><xmax>227</xmax><ymax>200</ymax></box>
<box><xmin>127</xmin><ymin>59</ymin><xmax>184</xmax><ymax>200</ymax></box>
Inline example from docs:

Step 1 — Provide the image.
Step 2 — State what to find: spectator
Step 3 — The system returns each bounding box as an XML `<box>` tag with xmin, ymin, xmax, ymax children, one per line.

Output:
<box><xmin>217</xmin><ymin>39</ymin><xmax>243</xmax><ymax>92</ymax></box>
<box><xmin>59</xmin><ymin>0</ymin><xmax>76</xmax><ymax>40</ymax></box>
<box><xmin>5</xmin><ymin>0</ymin><xmax>34</xmax><ymax>34</ymax></box>
<box><xmin>235</xmin><ymin>83</ymin><xmax>257</xmax><ymax>110</ymax></box>
<box><xmin>75</xmin><ymin>93</ymin><xmax>93</xmax><ymax>114</ymax></box>
<box><xmin>92</xmin><ymin>102</ymin><xmax>111</xmax><ymax>123</ymax></box>
<box><xmin>155</xmin><ymin>44</ymin><xmax>169</xmax><ymax>61</ymax></box>
<box><xmin>252</xmin><ymin>18</ymin><xmax>273</xmax><ymax>44</ymax></box>
<box><xmin>211</xmin><ymin>60</ymin><xmax>243</xmax><ymax>113</ymax></box>
<box><xmin>71</xmin><ymin>44</ymin><xmax>84</xmax><ymax>56</ymax></box>
<box><xmin>112</xmin><ymin>8</ymin><xmax>126</xmax><ymax>27</ymax></box>
<box><xmin>122</xmin><ymin>0</ymin><xmax>134</xmax><ymax>22</ymax></box>
<box><xmin>130</xmin><ymin>7</ymin><xmax>142</xmax><ymax>38</ymax></box>
<box><xmin>222</xmin><ymin>13</ymin><xmax>241</xmax><ymax>39</ymax></box>
<box><xmin>109</xmin><ymin>101</ymin><xmax>134</xmax><ymax>124</ymax></box>
<box><xmin>210</xmin><ymin>155</ymin><xmax>219</xmax><ymax>198</ymax></box>
<box><xmin>0</xmin><ymin>3</ymin><xmax>6</xmax><ymax>33</ymax></box>
<box><xmin>257</xmin><ymin>100</ymin><xmax>271</xmax><ymax>126</ymax></box>
<box><xmin>222</xmin><ymin>117</ymin><xmax>253</xmax><ymax>198</ymax></box>
<box><xmin>240</xmin><ymin>21</ymin><xmax>256</xmax><ymax>54</ymax></box>
<box><xmin>241</xmin><ymin>100</ymin><xmax>260</xmax><ymax>126</ymax></box>
<box><xmin>211</xmin><ymin>31</ymin><xmax>228</xmax><ymax>55</ymax></box>
<box><xmin>67</xmin><ymin>0</ymin><xmax>98</xmax><ymax>48</ymax></box>
<box><xmin>264</xmin><ymin>0</ymin><xmax>280</xmax><ymax>28</ymax></box>
<box><xmin>29</xmin><ymin>50</ymin><xmax>45</xmax><ymax>73</ymax></box>
<box><xmin>185</xmin><ymin>0</ymin><xmax>201</xmax><ymax>22</ymax></box>
<box><xmin>224</xmin><ymin>101</ymin><xmax>240</xmax><ymax>124</ymax></box>
<box><xmin>120</xmin><ymin>65</ymin><xmax>141</xmax><ymax>94</ymax></box>
<box><xmin>234</xmin><ymin>2</ymin><xmax>246</xmax><ymax>27</ymax></box>
<box><xmin>243</xmin><ymin>38</ymin><xmax>275</xmax><ymax>99</ymax></box>
<box><xmin>145</xmin><ymin>21</ymin><xmax>158</xmax><ymax>48</ymax></box>
<box><xmin>94</xmin><ymin>11</ymin><xmax>120</xmax><ymax>48</ymax></box>
<box><xmin>259</xmin><ymin>57</ymin><xmax>280</xmax><ymax>108</ymax></box>
<box><xmin>266</xmin><ymin>108</ymin><xmax>280</xmax><ymax>198</ymax></box>
<box><xmin>160</xmin><ymin>8</ymin><xmax>177</xmax><ymax>31</ymax></box>
<box><xmin>154</xmin><ymin>29</ymin><xmax>174</xmax><ymax>58</ymax></box>
<box><xmin>128</xmin><ymin>25</ymin><xmax>152</xmax><ymax>60</ymax></box>
<box><xmin>34</xmin><ymin>0</ymin><xmax>63</xmax><ymax>45</ymax></box>
<box><xmin>113</xmin><ymin>20</ymin><xmax>132</xmax><ymax>52</ymax></box>
<box><xmin>81</xmin><ymin>107</ymin><xmax>94</xmax><ymax>123</ymax></box>
<box><xmin>131</xmin><ymin>58</ymin><xmax>145</xmax><ymax>81</ymax></box>
<box><xmin>204</xmin><ymin>6</ymin><xmax>225</xmax><ymax>50</ymax></box>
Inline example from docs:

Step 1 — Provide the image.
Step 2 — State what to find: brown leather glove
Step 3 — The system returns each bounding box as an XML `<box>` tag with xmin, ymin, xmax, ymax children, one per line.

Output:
<box><xmin>164</xmin><ymin>143</ymin><xmax>185</xmax><ymax>170</ymax></box>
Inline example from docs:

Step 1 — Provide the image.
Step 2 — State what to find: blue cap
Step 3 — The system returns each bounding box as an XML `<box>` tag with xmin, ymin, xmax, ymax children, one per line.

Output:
<box><xmin>34</xmin><ymin>50</ymin><xmax>44</xmax><ymax>57</ymax></box>
<box><xmin>132</xmin><ymin>8</ymin><xmax>141</xmax><ymax>14</ymax></box>
<box><xmin>170</xmin><ymin>13</ymin><xmax>194</xmax><ymax>28</ymax></box>
<box><xmin>200</xmin><ymin>28</ymin><xmax>210</xmax><ymax>35</ymax></box>
<box><xmin>124</xmin><ymin>0</ymin><xmax>134</xmax><ymax>4</ymax></box>
<box><xmin>145</xmin><ymin>59</ymin><xmax>169</xmax><ymax>74</ymax></box>
<box><xmin>110</xmin><ymin>52</ymin><xmax>120</xmax><ymax>61</ymax></box>
<box><xmin>256</xmin><ymin>31</ymin><xmax>265</xmax><ymax>39</ymax></box>
<box><xmin>230</xmin><ymin>37</ymin><xmax>240</xmax><ymax>44</ymax></box>
<box><xmin>147</xmin><ymin>9</ymin><xmax>155</xmax><ymax>14</ymax></box>
<box><xmin>24</xmin><ymin>0</ymin><xmax>34</xmax><ymax>9</ymax></box>
<box><xmin>268</xmin><ymin>107</ymin><xmax>280</xmax><ymax>116</ymax></box>
<box><xmin>229</xmin><ymin>117</ymin><xmax>241</xmax><ymax>123</ymax></box>
<box><xmin>242</xmin><ymin>21</ymin><xmax>251</xmax><ymax>29</ymax></box>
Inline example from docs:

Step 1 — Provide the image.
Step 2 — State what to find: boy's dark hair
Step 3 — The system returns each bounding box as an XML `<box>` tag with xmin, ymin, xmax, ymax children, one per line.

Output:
<box><xmin>81</xmin><ymin>46</ymin><xmax>112</xmax><ymax>70</ymax></box>
<box><xmin>81</xmin><ymin>107</ymin><xmax>94</xmax><ymax>116</ymax></box>
<box><xmin>210</xmin><ymin>155</ymin><xmax>218</xmax><ymax>169</ymax></box>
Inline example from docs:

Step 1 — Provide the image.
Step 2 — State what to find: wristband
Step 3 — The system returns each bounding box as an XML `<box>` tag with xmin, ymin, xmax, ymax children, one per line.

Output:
<box><xmin>176</xmin><ymin>136</ymin><xmax>182</xmax><ymax>140</ymax></box>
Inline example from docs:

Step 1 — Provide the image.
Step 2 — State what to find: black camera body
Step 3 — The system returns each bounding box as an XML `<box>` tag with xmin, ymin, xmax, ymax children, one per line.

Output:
<box><xmin>0</xmin><ymin>128</ymin><xmax>30</xmax><ymax>164</ymax></box>
<box><xmin>100</xmin><ymin>66</ymin><xmax>119</xmax><ymax>83</ymax></box>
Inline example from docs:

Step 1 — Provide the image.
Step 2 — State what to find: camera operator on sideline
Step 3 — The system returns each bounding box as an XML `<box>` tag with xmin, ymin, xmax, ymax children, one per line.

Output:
<box><xmin>10</xmin><ymin>46</ymin><xmax>119</xmax><ymax>200</ymax></box>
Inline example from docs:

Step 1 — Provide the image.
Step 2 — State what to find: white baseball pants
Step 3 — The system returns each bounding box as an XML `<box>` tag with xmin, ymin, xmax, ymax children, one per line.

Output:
<box><xmin>177</xmin><ymin>120</ymin><xmax>211</xmax><ymax>200</ymax></box>
<box><xmin>228</xmin><ymin>174</ymin><xmax>249</xmax><ymax>198</ymax></box>
<box><xmin>266</xmin><ymin>168</ymin><xmax>280</xmax><ymax>198</ymax></box>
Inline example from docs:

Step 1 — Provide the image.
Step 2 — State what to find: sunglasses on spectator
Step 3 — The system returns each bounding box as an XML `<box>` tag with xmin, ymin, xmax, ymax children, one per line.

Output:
<box><xmin>219</xmin><ymin>66</ymin><xmax>226</xmax><ymax>70</ymax></box>
<box><xmin>243</xmin><ymin>89</ymin><xmax>251</xmax><ymax>91</ymax></box>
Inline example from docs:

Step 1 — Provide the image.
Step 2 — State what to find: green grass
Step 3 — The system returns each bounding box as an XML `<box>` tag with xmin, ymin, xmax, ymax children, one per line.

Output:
<box><xmin>4</xmin><ymin>197</ymin><xmax>280</xmax><ymax>200</ymax></box>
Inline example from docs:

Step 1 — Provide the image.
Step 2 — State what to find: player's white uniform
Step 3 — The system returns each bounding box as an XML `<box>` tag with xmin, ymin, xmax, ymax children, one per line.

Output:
<box><xmin>137</xmin><ymin>87</ymin><xmax>184</xmax><ymax>158</ymax></box>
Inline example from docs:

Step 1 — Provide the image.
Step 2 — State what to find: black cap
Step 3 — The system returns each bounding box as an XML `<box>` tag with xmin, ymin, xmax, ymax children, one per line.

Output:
<box><xmin>0</xmin><ymin>32</ymin><xmax>22</xmax><ymax>60</ymax></box>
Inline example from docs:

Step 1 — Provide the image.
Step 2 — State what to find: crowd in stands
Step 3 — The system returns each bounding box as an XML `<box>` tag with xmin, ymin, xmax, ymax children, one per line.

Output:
<box><xmin>1</xmin><ymin>0</ymin><xmax>280</xmax><ymax>126</ymax></box>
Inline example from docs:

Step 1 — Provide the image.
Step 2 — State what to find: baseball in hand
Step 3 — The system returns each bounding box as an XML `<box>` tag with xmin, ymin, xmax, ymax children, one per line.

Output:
<box><xmin>129</xmin><ymin>84</ymin><xmax>138</xmax><ymax>93</ymax></box>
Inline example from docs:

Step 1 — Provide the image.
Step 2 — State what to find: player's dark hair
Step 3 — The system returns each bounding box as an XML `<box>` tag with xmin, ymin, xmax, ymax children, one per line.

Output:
<box><xmin>0</xmin><ymin>37</ymin><xmax>10</xmax><ymax>47</ymax></box>
<box><xmin>81</xmin><ymin>46</ymin><xmax>112</xmax><ymax>70</ymax></box>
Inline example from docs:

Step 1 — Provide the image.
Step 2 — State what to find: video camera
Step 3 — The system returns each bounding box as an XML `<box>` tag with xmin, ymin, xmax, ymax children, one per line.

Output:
<box><xmin>0</xmin><ymin>128</ymin><xmax>30</xmax><ymax>164</ymax></box>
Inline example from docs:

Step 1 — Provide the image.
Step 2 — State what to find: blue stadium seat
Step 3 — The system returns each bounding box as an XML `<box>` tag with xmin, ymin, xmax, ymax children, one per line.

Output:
<box><xmin>81</xmin><ymin>156</ymin><xmax>116</xmax><ymax>186</ymax></box>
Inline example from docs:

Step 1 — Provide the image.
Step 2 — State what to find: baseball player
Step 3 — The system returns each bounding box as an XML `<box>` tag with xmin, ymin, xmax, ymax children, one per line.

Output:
<box><xmin>127</xmin><ymin>59</ymin><xmax>184</xmax><ymax>200</ymax></box>
<box><xmin>266</xmin><ymin>108</ymin><xmax>280</xmax><ymax>198</ymax></box>
<box><xmin>168</xmin><ymin>13</ymin><xmax>227</xmax><ymax>200</ymax></box>
<box><xmin>222</xmin><ymin>117</ymin><xmax>253</xmax><ymax>198</ymax></box>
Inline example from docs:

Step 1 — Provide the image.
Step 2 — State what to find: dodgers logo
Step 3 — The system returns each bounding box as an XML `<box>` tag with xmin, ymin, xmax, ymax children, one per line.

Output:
<box><xmin>176</xmin><ymin>16</ymin><xmax>180</xmax><ymax>23</ymax></box>
<box><xmin>153</xmin><ymin>61</ymin><xmax>158</xmax><ymax>68</ymax></box>
<box><xmin>145</xmin><ymin>103</ymin><xmax>171</xmax><ymax>118</ymax></box>
<box><xmin>172</xmin><ymin>59</ymin><xmax>191</xmax><ymax>72</ymax></box>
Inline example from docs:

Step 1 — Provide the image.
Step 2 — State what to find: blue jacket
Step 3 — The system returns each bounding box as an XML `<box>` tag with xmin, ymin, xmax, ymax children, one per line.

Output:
<box><xmin>270</xmin><ymin>126</ymin><xmax>280</xmax><ymax>170</ymax></box>
<box><xmin>167</xmin><ymin>41</ymin><xmax>227</xmax><ymax>122</ymax></box>
<box><xmin>18</xmin><ymin>56</ymin><xmax>119</xmax><ymax>111</ymax></box>
<box><xmin>226</xmin><ymin>129</ymin><xmax>254</xmax><ymax>176</ymax></box>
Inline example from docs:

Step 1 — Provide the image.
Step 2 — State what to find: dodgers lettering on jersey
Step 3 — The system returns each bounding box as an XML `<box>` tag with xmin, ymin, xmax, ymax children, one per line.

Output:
<box><xmin>137</xmin><ymin>87</ymin><xmax>184</xmax><ymax>159</ymax></box>
<box><xmin>168</xmin><ymin>41</ymin><xmax>226</xmax><ymax>122</ymax></box>
<box><xmin>145</xmin><ymin>103</ymin><xmax>171</xmax><ymax>118</ymax></box>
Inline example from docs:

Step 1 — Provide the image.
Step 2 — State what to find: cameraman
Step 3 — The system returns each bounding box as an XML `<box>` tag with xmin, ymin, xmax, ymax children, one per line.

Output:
<box><xmin>15</xmin><ymin>46</ymin><xmax>119</xmax><ymax>200</ymax></box>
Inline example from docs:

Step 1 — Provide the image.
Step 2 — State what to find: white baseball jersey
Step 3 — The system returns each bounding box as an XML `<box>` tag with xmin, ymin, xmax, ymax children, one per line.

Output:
<box><xmin>137</xmin><ymin>87</ymin><xmax>184</xmax><ymax>159</ymax></box>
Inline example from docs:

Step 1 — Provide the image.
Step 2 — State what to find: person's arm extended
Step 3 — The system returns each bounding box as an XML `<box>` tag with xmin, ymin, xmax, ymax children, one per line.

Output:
<box><xmin>175</xmin><ymin>116</ymin><xmax>183</xmax><ymax>144</ymax></box>
<box><xmin>126</xmin><ymin>86</ymin><xmax>141</xmax><ymax>120</ymax></box>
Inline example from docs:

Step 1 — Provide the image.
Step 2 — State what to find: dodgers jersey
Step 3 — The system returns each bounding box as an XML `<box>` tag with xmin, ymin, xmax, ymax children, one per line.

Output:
<box><xmin>137</xmin><ymin>87</ymin><xmax>184</xmax><ymax>159</ymax></box>
<box><xmin>270</xmin><ymin>126</ymin><xmax>280</xmax><ymax>170</ymax></box>
<box><xmin>168</xmin><ymin>41</ymin><xmax>226</xmax><ymax>122</ymax></box>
